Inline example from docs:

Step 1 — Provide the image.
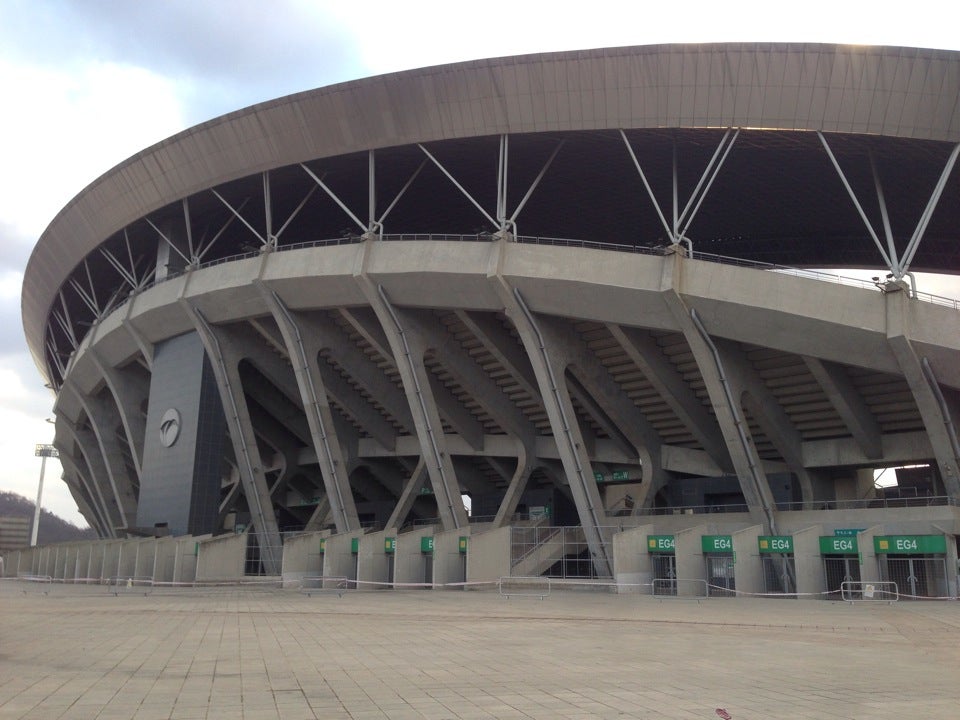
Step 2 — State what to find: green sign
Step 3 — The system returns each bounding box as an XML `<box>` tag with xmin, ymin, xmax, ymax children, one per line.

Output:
<box><xmin>834</xmin><ymin>528</ymin><xmax>865</xmax><ymax>537</ymax></box>
<box><xmin>874</xmin><ymin>535</ymin><xmax>946</xmax><ymax>555</ymax></box>
<box><xmin>611</xmin><ymin>470</ymin><xmax>630</xmax><ymax>481</ymax></box>
<box><xmin>351</xmin><ymin>537</ymin><xmax>360</xmax><ymax>553</ymax></box>
<box><xmin>594</xmin><ymin>472</ymin><xmax>604</xmax><ymax>482</ymax></box>
<box><xmin>419</xmin><ymin>486</ymin><xmax>433</xmax><ymax>495</ymax></box>
<box><xmin>701</xmin><ymin>535</ymin><xmax>733</xmax><ymax>553</ymax></box>
<box><xmin>647</xmin><ymin>535</ymin><xmax>675</xmax><ymax>553</ymax></box>
<box><xmin>820</xmin><ymin>536</ymin><xmax>858</xmax><ymax>554</ymax></box>
<box><xmin>319</xmin><ymin>538</ymin><xmax>326</xmax><ymax>553</ymax></box>
<box><xmin>458</xmin><ymin>536</ymin><xmax>468</xmax><ymax>554</ymax></box>
<box><xmin>758</xmin><ymin>536</ymin><xmax>793</xmax><ymax>554</ymax></box>
<box><xmin>420</xmin><ymin>536</ymin><xmax>434</xmax><ymax>553</ymax></box>
<box><xmin>385</xmin><ymin>537</ymin><xmax>396</xmax><ymax>554</ymax></box>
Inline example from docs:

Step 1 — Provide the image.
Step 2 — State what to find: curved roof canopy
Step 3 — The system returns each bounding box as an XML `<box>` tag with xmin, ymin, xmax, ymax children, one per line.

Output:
<box><xmin>23</xmin><ymin>43</ymin><xmax>960</xmax><ymax>382</ymax></box>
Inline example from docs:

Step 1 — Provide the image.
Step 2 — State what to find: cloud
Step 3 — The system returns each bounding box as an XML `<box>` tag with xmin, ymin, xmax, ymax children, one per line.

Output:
<box><xmin>0</xmin><ymin>0</ymin><xmax>365</xmax><ymax>124</ymax></box>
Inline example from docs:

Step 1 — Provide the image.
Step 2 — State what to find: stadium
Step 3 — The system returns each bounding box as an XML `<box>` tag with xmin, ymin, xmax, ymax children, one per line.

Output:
<box><xmin>8</xmin><ymin>43</ymin><xmax>960</xmax><ymax>598</ymax></box>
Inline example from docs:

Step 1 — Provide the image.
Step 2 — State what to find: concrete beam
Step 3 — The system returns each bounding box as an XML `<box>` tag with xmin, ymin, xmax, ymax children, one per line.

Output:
<box><xmin>355</xmin><ymin>271</ymin><xmax>469</xmax><ymax>531</ymax></box>
<box><xmin>607</xmin><ymin>323</ymin><xmax>731</xmax><ymax>470</ymax></box>
<box><xmin>887</xmin><ymin>292</ymin><xmax>960</xmax><ymax>497</ymax></box>
<box><xmin>88</xmin><ymin>348</ymin><xmax>148</xmax><ymax>479</ymax></box>
<box><xmin>256</xmin><ymin>289</ymin><xmax>360</xmax><ymax>532</ymax></box>
<box><xmin>181</xmin><ymin>302</ymin><xmax>283</xmax><ymax>574</ymax></box>
<box><xmin>62</xmin><ymin>382</ymin><xmax>138</xmax><ymax>531</ymax></box>
<box><xmin>803</xmin><ymin>356</ymin><xmax>883</xmax><ymax>460</ymax></box>
<box><xmin>492</xmin><ymin>271</ymin><xmax>612</xmax><ymax>577</ymax></box>
<box><xmin>660</xmin><ymin>260</ymin><xmax>778</xmax><ymax>533</ymax></box>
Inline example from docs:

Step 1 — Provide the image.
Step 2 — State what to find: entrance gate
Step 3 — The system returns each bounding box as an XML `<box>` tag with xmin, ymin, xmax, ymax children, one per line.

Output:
<box><xmin>758</xmin><ymin>535</ymin><xmax>796</xmax><ymax>597</ymax></box>
<box><xmin>702</xmin><ymin>535</ymin><xmax>735</xmax><ymax>597</ymax></box>
<box><xmin>874</xmin><ymin>535</ymin><xmax>949</xmax><ymax>599</ymax></box>
<box><xmin>647</xmin><ymin>535</ymin><xmax>676</xmax><ymax>596</ymax></box>
<box><xmin>823</xmin><ymin>556</ymin><xmax>861</xmax><ymax>596</ymax></box>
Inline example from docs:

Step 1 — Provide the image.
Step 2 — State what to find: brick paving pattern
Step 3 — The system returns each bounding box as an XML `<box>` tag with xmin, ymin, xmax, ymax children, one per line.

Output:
<box><xmin>1</xmin><ymin>581</ymin><xmax>958</xmax><ymax>719</ymax></box>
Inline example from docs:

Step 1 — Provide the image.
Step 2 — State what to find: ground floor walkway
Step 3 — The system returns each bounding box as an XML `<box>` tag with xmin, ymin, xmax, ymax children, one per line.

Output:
<box><xmin>1</xmin><ymin>581</ymin><xmax>958</xmax><ymax>719</ymax></box>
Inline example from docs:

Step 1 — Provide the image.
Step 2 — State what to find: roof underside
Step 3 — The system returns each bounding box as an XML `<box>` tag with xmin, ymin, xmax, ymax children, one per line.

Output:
<box><xmin>23</xmin><ymin>43</ymin><xmax>960</xmax><ymax>380</ymax></box>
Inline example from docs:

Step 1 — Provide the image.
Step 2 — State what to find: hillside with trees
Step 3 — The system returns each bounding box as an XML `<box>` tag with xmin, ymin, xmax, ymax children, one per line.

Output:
<box><xmin>0</xmin><ymin>491</ymin><xmax>96</xmax><ymax>546</ymax></box>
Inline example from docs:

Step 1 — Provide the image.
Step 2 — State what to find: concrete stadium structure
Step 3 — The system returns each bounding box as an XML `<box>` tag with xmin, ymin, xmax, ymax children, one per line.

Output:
<box><xmin>15</xmin><ymin>43</ymin><xmax>960</xmax><ymax>595</ymax></box>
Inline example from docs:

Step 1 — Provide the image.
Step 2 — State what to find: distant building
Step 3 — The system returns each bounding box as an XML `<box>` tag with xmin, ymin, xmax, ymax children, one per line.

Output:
<box><xmin>0</xmin><ymin>516</ymin><xmax>30</xmax><ymax>552</ymax></box>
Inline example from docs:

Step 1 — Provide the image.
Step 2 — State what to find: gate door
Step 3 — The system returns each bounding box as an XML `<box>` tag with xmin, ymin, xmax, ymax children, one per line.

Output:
<box><xmin>875</xmin><ymin>535</ymin><xmax>948</xmax><ymax>599</ymax></box>
<box><xmin>702</xmin><ymin>536</ymin><xmax>735</xmax><ymax>597</ymax></box>
<box><xmin>759</xmin><ymin>535</ymin><xmax>795</xmax><ymax>597</ymax></box>
<box><xmin>647</xmin><ymin>535</ymin><xmax>676</xmax><ymax>596</ymax></box>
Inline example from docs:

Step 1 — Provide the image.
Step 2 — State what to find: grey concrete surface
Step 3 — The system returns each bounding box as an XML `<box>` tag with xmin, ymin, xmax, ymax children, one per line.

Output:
<box><xmin>2</xmin><ymin>581</ymin><xmax>959</xmax><ymax>719</ymax></box>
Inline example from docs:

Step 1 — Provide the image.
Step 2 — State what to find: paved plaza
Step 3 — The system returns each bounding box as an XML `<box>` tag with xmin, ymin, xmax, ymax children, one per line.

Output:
<box><xmin>1</xmin><ymin>581</ymin><xmax>959</xmax><ymax>719</ymax></box>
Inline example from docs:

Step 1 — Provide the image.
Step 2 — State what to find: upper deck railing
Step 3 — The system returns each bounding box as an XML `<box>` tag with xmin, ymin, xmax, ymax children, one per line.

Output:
<box><xmin>98</xmin><ymin>232</ymin><xmax>960</xmax><ymax>337</ymax></box>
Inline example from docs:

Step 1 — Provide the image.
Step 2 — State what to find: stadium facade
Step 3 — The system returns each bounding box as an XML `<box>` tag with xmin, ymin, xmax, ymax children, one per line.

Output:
<box><xmin>12</xmin><ymin>43</ymin><xmax>960</xmax><ymax>595</ymax></box>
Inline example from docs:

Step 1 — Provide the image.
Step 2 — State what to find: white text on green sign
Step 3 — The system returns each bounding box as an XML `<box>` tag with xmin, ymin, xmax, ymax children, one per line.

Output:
<box><xmin>647</xmin><ymin>535</ymin><xmax>675</xmax><ymax>553</ymax></box>
<box><xmin>819</xmin><ymin>536</ymin><xmax>858</xmax><ymax>554</ymax></box>
<box><xmin>701</xmin><ymin>535</ymin><xmax>733</xmax><ymax>553</ymax></box>
<box><xmin>758</xmin><ymin>536</ymin><xmax>793</xmax><ymax>553</ymax></box>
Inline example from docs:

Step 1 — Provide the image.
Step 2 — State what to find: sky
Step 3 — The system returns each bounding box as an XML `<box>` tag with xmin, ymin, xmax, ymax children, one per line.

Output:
<box><xmin>0</xmin><ymin>0</ymin><xmax>958</xmax><ymax>527</ymax></box>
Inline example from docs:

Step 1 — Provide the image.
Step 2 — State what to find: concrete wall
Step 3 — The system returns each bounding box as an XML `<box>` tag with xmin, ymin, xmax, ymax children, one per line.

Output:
<box><xmin>433</xmin><ymin>528</ymin><xmax>469</xmax><ymax>590</ymax></box>
<box><xmin>674</xmin><ymin>525</ymin><xmax>708</xmax><ymax>597</ymax></box>
<box><xmin>466</xmin><ymin>526</ymin><xmax>511</xmax><ymax>585</ymax></box>
<box><xmin>322</xmin><ymin>531</ymin><xmax>365</xmax><ymax>589</ymax></box>
<box><xmin>281</xmin><ymin>531</ymin><xmax>329</xmax><ymax>588</ymax></box>
<box><xmin>196</xmin><ymin>533</ymin><xmax>246</xmax><ymax>581</ymax></box>
<box><xmin>358</xmin><ymin>529</ymin><xmax>396</xmax><ymax>590</ymax></box>
<box><xmin>793</xmin><ymin>525</ymin><xmax>824</xmax><ymax>596</ymax></box>
<box><xmin>612</xmin><ymin>524</ymin><xmax>654</xmax><ymax>593</ymax></box>
<box><xmin>153</xmin><ymin>537</ymin><xmax>178</xmax><ymax>583</ymax></box>
<box><xmin>395</xmin><ymin>527</ymin><xmax>435</xmax><ymax>588</ymax></box>
<box><xmin>173</xmin><ymin>535</ymin><xmax>207</xmax><ymax>584</ymax></box>
<box><xmin>732</xmin><ymin>526</ymin><xmax>763</xmax><ymax>596</ymax></box>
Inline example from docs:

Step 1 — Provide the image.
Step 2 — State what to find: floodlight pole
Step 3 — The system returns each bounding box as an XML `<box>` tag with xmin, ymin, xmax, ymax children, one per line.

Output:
<box><xmin>32</xmin><ymin>444</ymin><xmax>58</xmax><ymax>547</ymax></box>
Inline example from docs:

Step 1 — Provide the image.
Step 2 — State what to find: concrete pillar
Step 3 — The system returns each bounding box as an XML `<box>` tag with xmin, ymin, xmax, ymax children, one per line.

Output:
<box><xmin>356</xmin><ymin>272</ymin><xmax>470</xmax><ymax>531</ymax></box>
<box><xmin>491</xmin><ymin>274</ymin><xmax>613</xmax><ymax>577</ymax></box>
<box><xmin>256</xmin><ymin>287</ymin><xmax>360</xmax><ymax>532</ymax></box>
<box><xmin>181</xmin><ymin>307</ymin><xmax>282</xmax><ymax>575</ymax></box>
<box><xmin>886</xmin><ymin>291</ymin><xmax>960</xmax><ymax>497</ymax></box>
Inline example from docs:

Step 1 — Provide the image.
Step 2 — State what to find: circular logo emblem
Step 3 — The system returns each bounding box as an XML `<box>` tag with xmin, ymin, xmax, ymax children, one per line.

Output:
<box><xmin>160</xmin><ymin>408</ymin><xmax>181</xmax><ymax>447</ymax></box>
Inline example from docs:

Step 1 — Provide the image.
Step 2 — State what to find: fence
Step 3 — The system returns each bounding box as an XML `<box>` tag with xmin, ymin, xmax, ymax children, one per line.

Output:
<box><xmin>510</xmin><ymin>526</ymin><xmax>616</xmax><ymax>579</ymax></box>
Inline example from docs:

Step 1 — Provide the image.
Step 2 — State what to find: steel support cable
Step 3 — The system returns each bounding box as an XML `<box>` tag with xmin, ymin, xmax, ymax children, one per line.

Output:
<box><xmin>900</xmin><ymin>142</ymin><xmax>960</xmax><ymax>275</ymax></box>
<box><xmin>678</xmin><ymin>128</ymin><xmax>732</xmax><ymax>227</ymax></box>
<box><xmin>268</xmin><ymin>290</ymin><xmax>350</xmax><ymax>528</ymax></box>
<box><xmin>509</xmin><ymin>140</ymin><xmax>565</xmax><ymax>227</ymax></box>
<box><xmin>620</xmin><ymin>129</ymin><xmax>674</xmax><ymax>243</ymax></box>
<box><xmin>417</xmin><ymin>144</ymin><xmax>500</xmax><ymax>230</ymax></box>
<box><xmin>512</xmin><ymin>288</ymin><xmax>603</xmax><ymax>534</ymax></box>
<box><xmin>690</xmin><ymin>308</ymin><xmax>778</xmax><ymax>535</ymax></box>
<box><xmin>376</xmin><ymin>284</ymin><xmax>461</xmax><ymax>529</ymax></box>
<box><xmin>816</xmin><ymin>132</ymin><xmax>895</xmax><ymax>272</ymax></box>
<box><xmin>189</xmin><ymin>306</ymin><xmax>280</xmax><ymax>570</ymax></box>
<box><xmin>679</xmin><ymin>128</ymin><xmax>740</xmax><ymax>244</ymax></box>
<box><xmin>299</xmin><ymin>163</ymin><xmax>367</xmax><ymax>234</ymax></box>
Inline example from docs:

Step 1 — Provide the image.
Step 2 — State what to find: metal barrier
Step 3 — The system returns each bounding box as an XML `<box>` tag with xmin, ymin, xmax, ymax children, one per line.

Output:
<box><xmin>4</xmin><ymin>575</ymin><xmax>53</xmax><ymax>595</ymax></box>
<box><xmin>840</xmin><ymin>581</ymin><xmax>899</xmax><ymax>603</ymax></box>
<box><xmin>105</xmin><ymin>576</ymin><xmax>155</xmax><ymax>596</ymax></box>
<box><xmin>299</xmin><ymin>575</ymin><xmax>348</xmax><ymax>598</ymax></box>
<box><xmin>499</xmin><ymin>576</ymin><xmax>551</xmax><ymax>599</ymax></box>
<box><xmin>652</xmin><ymin>578</ymin><xmax>708</xmax><ymax>599</ymax></box>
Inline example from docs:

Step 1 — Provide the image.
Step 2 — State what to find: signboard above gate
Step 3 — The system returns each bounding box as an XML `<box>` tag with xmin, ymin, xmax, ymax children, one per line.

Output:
<box><xmin>701</xmin><ymin>535</ymin><xmax>733</xmax><ymax>553</ymax></box>
<box><xmin>758</xmin><ymin>536</ymin><xmax>793</xmax><ymax>554</ymax></box>
<box><xmin>819</xmin><ymin>536</ymin><xmax>858</xmax><ymax>554</ymax></box>
<box><xmin>874</xmin><ymin>535</ymin><xmax>946</xmax><ymax>555</ymax></box>
<box><xmin>647</xmin><ymin>535</ymin><xmax>675</xmax><ymax>553</ymax></box>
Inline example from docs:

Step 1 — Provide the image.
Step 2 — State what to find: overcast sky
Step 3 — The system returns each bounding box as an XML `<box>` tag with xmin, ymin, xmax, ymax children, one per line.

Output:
<box><xmin>1</xmin><ymin>0</ymin><xmax>958</xmax><ymax>527</ymax></box>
